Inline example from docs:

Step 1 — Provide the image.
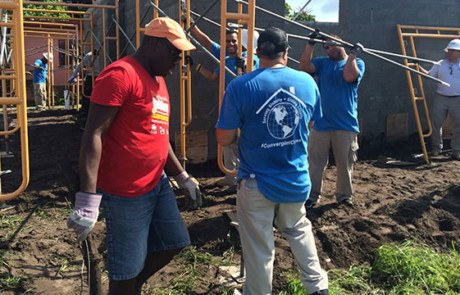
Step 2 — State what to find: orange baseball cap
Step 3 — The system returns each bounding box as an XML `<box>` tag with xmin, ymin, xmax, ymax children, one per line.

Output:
<box><xmin>145</xmin><ymin>17</ymin><xmax>196</xmax><ymax>51</ymax></box>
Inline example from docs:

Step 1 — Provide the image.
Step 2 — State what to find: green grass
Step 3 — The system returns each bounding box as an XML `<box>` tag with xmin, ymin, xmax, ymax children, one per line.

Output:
<box><xmin>147</xmin><ymin>244</ymin><xmax>243</xmax><ymax>294</ymax></box>
<box><xmin>371</xmin><ymin>240</ymin><xmax>460</xmax><ymax>294</ymax></box>
<box><xmin>147</xmin><ymin>246</ymin><xmax>212</xmax><ymax>294</ymax></box>
<box><xmin>0</xmin><ymin>214</ymin><xmax>22</xmax><ymax>241</ymax></box>
<box><xmin>34</xmin><ymin>208</ymin><xmax>52</xmax><ymax>220</ymax></box>
<box><xmin>0</xmin><ymin>275</ymin><xmax>25</xmax><ymax>291</ymax></box>
<box><xmin>279</xmin><ymin>241</ymin><xmax>460</xmax><ymax>295</ymax></box>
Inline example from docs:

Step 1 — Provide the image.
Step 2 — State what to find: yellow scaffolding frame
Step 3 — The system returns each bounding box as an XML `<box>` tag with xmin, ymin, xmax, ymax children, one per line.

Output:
<box><xmin>135</xmin><ymin>0</ymin><xmax>197</xmax><ymax>168</ymax></box>
<box><xmin>0</xmin><ymin>0</ymin><xmax>29</xmax><ymax>201</ymax></box>
<box><xmin>397</xmin><ymin>25</ymin><xmax>460</xmax><ymax>163</ymax></box>
<box><xmin>178</xmin><ymin>0</ymin><xmax>193</xmax><ymax>167</ymax></box>
<box><xmin>25</xmin><ymin>28</ymin><xmax>78</xmax><ymax>109</ymax></box>
<box><xmin>136</xmin><ymin>0</ymin><xmax>257</xmax><ymax>171</ymax></box>
<box><xmin>0</xmin><ymin>0</ymin><xmax>121</xmax><ymax>201</ymax></box>
<box><xmin>217</xmin><ymin>0</ymin><xmax>256</xmax><ymax>176</ymax></box>
<box><xmin>23</xmin><ymin>1</ymin><xmax>120</xmax><ymax>110</ymax></box>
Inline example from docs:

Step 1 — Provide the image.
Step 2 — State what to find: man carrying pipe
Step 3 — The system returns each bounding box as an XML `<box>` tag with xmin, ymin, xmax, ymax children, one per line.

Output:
<box><xmin>419</xmin><ymin>39</ymin><xmax>460</xmax><ymax>160</ymax></box>
<box><xmin>300</xmin><ymin>32</ymin><xmax>365</xmax><ymax>209</ymax></box>
<box><xmin>189</xmin><ymin>23</ymin><xmax>259</xmax><ymax>187</ymax></box>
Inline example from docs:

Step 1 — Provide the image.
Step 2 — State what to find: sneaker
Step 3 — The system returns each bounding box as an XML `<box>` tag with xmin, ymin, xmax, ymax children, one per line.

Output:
<box><xmin>305</xmin><ymin>194</ymin><xmax>321</xmax><ymax>209</ymax></box>
<box><xmin>215</xmin><ymin>177</ymin><xmax>237</xmax><ymax>187</ymax></box>
<box><xmin>452</xmin><ymin>151</ymin><xmax>460</xmax><ymax>160</ymax></box>
<box><xmin>337</xmin><ymin>194</ymin><xmax>353</xmax><ymax>207</ymax></box>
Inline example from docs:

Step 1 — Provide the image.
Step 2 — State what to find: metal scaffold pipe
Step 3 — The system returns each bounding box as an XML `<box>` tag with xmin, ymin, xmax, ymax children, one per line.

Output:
<box><xmin>235</xmin><ymin>0</ymin><xmax>450</xmax><ymax>86</ymax></box>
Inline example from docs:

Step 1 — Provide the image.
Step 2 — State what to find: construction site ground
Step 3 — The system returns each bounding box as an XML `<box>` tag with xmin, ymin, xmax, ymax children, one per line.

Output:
<box><xmin>0</xmin><ymin>109</ymin><xmax>459</xmax><ymax>294</ymax></box>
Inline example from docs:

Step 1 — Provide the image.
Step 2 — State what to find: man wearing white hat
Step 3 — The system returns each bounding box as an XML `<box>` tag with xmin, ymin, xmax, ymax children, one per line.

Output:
<box><xmin>32</xmin><ymin>52</ymin><xmax>52</xmax><ymax>110</ymax></box>
<box><xmin>421</xmin><ymin>39</ymin><xmax>460</xmax><ymax>159</ymax></box>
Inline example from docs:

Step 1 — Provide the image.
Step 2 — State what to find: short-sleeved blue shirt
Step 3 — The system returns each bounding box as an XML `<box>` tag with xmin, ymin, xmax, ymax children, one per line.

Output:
<box><xmin>33</xmin><ymin>59</ymin><xmax>48</xmax><ymax>84</ymax></box>
<box><xmin>311</xmin><ymin>56</ymin><xmax>365</xmax><ymax>132</ymax></box>
<box><xmin>216</xmin><ymin>66</ymin><xmax>322</xmax><ymax>203</ymax></box>
<box><xmin>211</xmin><ymin>41</ymin><xmax>259</xmax><ymax>87</ymax></box>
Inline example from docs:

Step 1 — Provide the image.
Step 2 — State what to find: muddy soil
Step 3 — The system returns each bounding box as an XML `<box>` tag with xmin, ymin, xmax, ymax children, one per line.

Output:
<box><xmin>0</xmin><ymin>109</ymin><xmax>459</xmax><ymax>294</ymax></box>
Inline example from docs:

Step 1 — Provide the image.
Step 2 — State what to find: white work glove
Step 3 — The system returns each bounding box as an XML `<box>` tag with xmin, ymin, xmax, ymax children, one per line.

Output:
<box><xmin>67</xmin><ymin>77</ymin><xmax>76</xmax><ymax>84</ymax></box>
<box><xmin>175</xmin><ymin>171</ymin><xmax>202</xmax><ymax>208</ymax></box>
<box><xmin>67</xmin><ymin>192</ymin><xmax>102</xmax><ymax>241</ymax></box>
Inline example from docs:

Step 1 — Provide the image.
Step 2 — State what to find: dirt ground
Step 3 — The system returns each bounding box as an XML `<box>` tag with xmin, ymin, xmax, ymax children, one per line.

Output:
<box><xmin>1</xmin><ymin>109</ymin><xmax>459</xmax><ymax>294</ymax></box>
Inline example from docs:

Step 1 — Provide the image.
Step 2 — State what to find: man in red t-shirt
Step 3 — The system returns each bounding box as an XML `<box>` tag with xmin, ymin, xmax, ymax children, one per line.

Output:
<box><xmin>67</xmin><ymin>17</ymin><xmax>200</xmax><ymax>295</ymax></box>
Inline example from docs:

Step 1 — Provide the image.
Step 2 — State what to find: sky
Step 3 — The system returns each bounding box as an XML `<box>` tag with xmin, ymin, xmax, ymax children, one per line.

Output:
<box><xmin>286</xmin><ymin>0</ymin><xmax>339</xmax><ymax>22</ymax></box>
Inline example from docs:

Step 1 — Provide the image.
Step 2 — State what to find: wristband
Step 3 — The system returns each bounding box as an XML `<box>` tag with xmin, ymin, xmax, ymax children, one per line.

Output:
<box><xmin>196</xmin><ymin>64</ymin><xmax>202</xmax><ymax>72</ymax></box>
<box><xmin>175</xmin><ymin>171</ymin><xmax>189</xmax><ymax>183</ymax></box>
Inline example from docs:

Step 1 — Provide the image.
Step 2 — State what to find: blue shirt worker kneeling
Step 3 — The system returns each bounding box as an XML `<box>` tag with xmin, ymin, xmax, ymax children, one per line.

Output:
<box><xmin>216</xmin><ymin>27</ymin><xmax>329</xmax><ymax>295</ymax></box>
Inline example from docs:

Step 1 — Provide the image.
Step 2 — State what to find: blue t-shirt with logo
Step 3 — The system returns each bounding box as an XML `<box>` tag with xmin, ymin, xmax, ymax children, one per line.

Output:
<box><xmin>216</xmin><ymin>66</ymin><xmax>322</xmax><ymax>203</ymax></box>
<box><xmin>211</xmin><ymin>41</ymin><xmax>259</xmax><ymax>87</ymax></box>
<box><xmin>33</xmin><ymin>59</ymin><xmax>48</xmax><ymax>84</ymax></box>
<box><xmin>311</xmin><ymin>56</ymin><xmax>365</xmax><ymax>132</ymax></box>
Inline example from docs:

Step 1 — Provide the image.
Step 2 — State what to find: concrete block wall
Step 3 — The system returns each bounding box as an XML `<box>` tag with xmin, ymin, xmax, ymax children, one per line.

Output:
<box><xmin>337</xmin><ymin>0</ymin><xmax>459</xmax><ymax>139</ymax></box>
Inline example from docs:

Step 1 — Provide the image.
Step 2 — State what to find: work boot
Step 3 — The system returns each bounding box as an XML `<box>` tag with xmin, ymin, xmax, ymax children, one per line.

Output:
<box><xmin>305</xmin><ymin>193</ymin><xmax>321</xmax><ymax>209</ymax></box>
<box><xmin>336</xmin><ymin>194</ymin><xmax>353</xmax><ymax>207</ymax></box>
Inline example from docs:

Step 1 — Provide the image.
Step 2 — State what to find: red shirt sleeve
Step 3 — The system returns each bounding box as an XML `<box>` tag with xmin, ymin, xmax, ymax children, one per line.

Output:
<box><xmin>91</xmin><ymin>66</ymin><xmax>131</xmax><ymax>106</ymax></box>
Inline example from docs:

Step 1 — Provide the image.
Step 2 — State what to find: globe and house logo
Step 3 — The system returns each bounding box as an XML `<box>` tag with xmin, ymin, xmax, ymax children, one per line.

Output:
<box><xmin>257</xmin><ymin>88</ymin><xmax>305</xmax><ymax>140</ymax></box>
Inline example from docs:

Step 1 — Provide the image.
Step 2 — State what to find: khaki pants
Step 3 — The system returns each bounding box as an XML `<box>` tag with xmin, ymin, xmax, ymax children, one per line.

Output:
<box><xmin>430</xmin><ymin>93</ymin><xmax>460</xmax><ymax>152</ymax></box>
<box><xmin>308</xmin><ymin>129</ymin><xmax>358</xmax><ymax>200</ymax></box>
<box><xmin>33</xmin><ymin>83</ymin><xmax>47</xmax><ymax>109</ymax></box>
<box><xmin>237</xmin><ymin>178</ymin><xmax>328</xmax><ymax>295</ymax></box>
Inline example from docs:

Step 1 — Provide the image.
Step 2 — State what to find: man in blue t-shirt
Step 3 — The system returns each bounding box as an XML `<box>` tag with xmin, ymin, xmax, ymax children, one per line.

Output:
<box><xmin>216</xmin><ymin>27</ymin><xmax>329</xmax><ymax>295</ymax></box>
<box><xmin>191</xmin><ymin>25</ymin><xmax>259</xmax><ymax>187</ymax></box>
<box><xmin>33</xmin><ymin>52</ymin><xmax>52</xmax><ymax>110</ymax></box>
<box><xmin>300</xmin><ymin>34</ymin><xmax>365</xmax><ymax>208</ymax></box>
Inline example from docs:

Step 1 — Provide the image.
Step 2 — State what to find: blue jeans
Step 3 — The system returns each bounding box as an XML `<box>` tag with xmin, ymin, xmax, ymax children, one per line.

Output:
<box><xmin>100</xmin><ymin>173</ymin><xmax>190</xmax><ymax>281</ymax></box>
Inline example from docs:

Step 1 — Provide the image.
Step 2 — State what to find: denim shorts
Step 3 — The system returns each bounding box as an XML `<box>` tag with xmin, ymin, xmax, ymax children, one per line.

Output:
<box><xmin>100</xmin><ymin>173</ymin><xmax>190</xmax><ymax>281</ymax></box>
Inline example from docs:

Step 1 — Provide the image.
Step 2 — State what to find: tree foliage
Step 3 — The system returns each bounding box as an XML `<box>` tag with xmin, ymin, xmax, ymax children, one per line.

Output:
<box><xmin>285</xmin><ymin>3</ymin><xmax>316</xmax><ymax>22</ymax></box>
<box><xmin>24</xmin><ymin>0</ymin><xmax>71</xmax><ymax>18</ymax></box>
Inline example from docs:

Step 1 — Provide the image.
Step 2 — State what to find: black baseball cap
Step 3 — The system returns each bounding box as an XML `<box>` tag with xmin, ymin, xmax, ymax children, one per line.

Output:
<box><xmin>257</xmin><ymin>27</ymin><xmax>289</xmax><ymax>55</ymax></box>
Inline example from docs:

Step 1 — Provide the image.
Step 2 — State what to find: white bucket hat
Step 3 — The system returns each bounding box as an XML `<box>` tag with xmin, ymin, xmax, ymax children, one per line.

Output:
<box><xmin>43</xmin><ymin>52</ymin><xmax>53</xmax><ymax>62</ymax></box>
<box><xmin>444</xmin><ymin>39</ymin><xmax>460</xmax><ymax>52</ymax></box>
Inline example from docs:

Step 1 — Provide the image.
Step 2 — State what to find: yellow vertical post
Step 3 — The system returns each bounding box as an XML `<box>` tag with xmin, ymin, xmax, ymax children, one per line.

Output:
<box><xmin>154</xmin><ymin>0</ymin><xmax>159</xmax><ymax>19</ymax></box>
<box><xmin>177</xmin><ymin>0</ymin><xmax>194</xmax><ymax>167</ymax></box>
<box><xmin>217</xmin><ymin>0</ymin><xmax>256</xmax><ymax>176</ymax></box>
<box><xmin>136</xmin><ymin>0</ymin><xmax>141</xmax><ymax>48</ymax></box>
<box><xmin>178</xmin><ymin>0</ymin><xmax>187</xmax><ymax>167</ymax></box>
<box><xmin>217</xmin><ymin>0</ymin><xmax>228</xmax><ymax>176</ymax></box>
<box><xmin>0</xmin><ymin>0</ymin><xmax>30</xmax><ymax>201</ymax></box>
<box><xmin>115</xmin><ymin>0</ymin><xmax>120</xmax><ymax>59</ymax></box>
<box><xmin>102</xmin><ymin>8</ymin><xmax>107</xmax><ymax>68</ymax></box>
